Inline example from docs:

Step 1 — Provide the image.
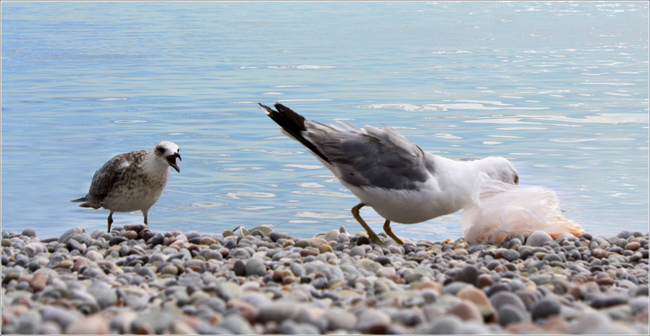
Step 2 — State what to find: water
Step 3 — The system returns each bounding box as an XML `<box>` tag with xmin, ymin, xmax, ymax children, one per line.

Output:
<box><xmin>2</xmin><ymin>2</ymin><xmax>648</xmax><ymax>240</ymax></box>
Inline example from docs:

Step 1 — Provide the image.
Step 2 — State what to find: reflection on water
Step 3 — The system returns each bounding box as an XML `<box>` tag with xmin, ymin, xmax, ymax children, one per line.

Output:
<box><xmin>2</xmin><ymin>1</ymin><xmax>648</xmax><ymax>240</ymax></box>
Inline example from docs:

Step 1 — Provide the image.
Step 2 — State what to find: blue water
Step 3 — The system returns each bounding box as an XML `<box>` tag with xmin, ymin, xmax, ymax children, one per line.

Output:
<box><xmin>2</xmin><ymin>2</ymin><xmax>648</xmax><ymax>240</ymax></box>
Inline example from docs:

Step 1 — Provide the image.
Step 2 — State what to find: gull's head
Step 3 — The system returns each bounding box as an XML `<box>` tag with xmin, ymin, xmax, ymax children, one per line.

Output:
<box><xmin>153</xmin><ymin>141</ymin><xmax>181</xmax><ymax>173</ymax></box>
<box><xmin>480</xmin><ymin>157</ymin><xmax>519</xmax><ymax>185</ymax></box>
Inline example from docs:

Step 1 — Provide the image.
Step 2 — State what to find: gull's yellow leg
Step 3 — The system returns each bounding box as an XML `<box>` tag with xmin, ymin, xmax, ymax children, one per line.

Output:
<box><xmin>351</xmin><ymin>203</ymin><xmax>384</xmax><ymax>245</ymax></box>
<box><xmin>383</xmin><ymin>220</ymin><xmax>404</xmax><ymax>245</ymax></box>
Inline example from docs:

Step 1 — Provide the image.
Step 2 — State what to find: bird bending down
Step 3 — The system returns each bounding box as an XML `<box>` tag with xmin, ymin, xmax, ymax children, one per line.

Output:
<box><xmin>260</xmin><ymin>103</ymin><xmax>519</xmax><ymax>245</ymax></box>
<box><xmin>72</xmin><ymin>141</ymin><xmax>181</xmax><ymax>232</ymax></box>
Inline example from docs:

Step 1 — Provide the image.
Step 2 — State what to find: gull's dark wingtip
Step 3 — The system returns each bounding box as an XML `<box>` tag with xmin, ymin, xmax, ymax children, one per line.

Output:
<box><xmin>260</xmin><ymin>102</ymin><xmax>330</xmax><ymax>164</ymax></box>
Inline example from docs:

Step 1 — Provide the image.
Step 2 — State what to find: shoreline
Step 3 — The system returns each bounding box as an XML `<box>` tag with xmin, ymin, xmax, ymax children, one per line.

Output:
<box><xmin>2</xmin><ymin>225</ymin><xmax>648</xmax><ymax>334</ymax></box>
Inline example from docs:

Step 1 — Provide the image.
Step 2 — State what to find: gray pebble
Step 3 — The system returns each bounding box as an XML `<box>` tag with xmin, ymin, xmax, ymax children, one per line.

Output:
<box><xmin>245</xmin><ymin>257</ymin><xmax>266</xmax><ymax>276</ymax></box>
<box><xmin>526</xmin><ymin>231</ymin><xmax>553</xmax><ymax>247</ymax></box>
<box><xmin>321</xmin><ymin>308</ymin><xmax>357</xmax><ymax>331</ymax></box>
<box><xmin>21</xmin><ymin>228</ymin><xmax>36</xmax><ymax>238</ymax></box>
<box><xmin>490</xmin><ymin>291</ymin><xmax>527</xmax><ymax>312</ymax></box>
<box><xmin>350</xmin><ymin>246</ymin><xmax>366</xmax><ymax>257</ymax></box>
<box><xmin>530</xmin><ymin>296</ymin><xmax>561</xmax><ymax>320</ymax></box>
<box><xmin>501</xmin><ymin>249</ymin><xmax>520</xmax><ymax>262</ymax></box>
<box><xmin>219</xmin><ymin>314</ymin><xmax>255</xmax><ymax>334</ymax></box>
<box><xmin>278</xmin><ymin>319</ymin><xmax>320</xmax><ymax>334</ymax></box>
<box><xmin>424</xmin><ymin>315</ymin><xmax>463</xmax><ymax>334</ymax></box>
<box><xmin>257</xmin><ymin>302</ymin><xmax>314</xmax><ymax>324</ymax></box>
<box><xmin>498</xmin><ymin>303</ymin><xmax>529</xmax><ymax>326</ymax></box>
<box><xmin>41</xmin><ymin>306</ymin><xmax>84</xmax><ymax>329</ymax></box>
<box><xmin>58</xmin><ymin>227</ymin><xmax>85</xmax><ymax>244</ymax></box>
<box><xmin>453</xmin><ymin>264</ymin><xmax>479</xmax><ymax>285</ymax></box>
<box><xmin>590</xmin><ymin>293</ymin><xmax>629</xmax><ymax>309</ymax></box>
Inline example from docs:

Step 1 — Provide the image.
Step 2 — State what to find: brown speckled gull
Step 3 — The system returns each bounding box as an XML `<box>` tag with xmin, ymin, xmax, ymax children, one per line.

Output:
<box><xmin>72</xmin><ymin>141</ymin><xmax>181</xmax><ymax>232</ymax></box>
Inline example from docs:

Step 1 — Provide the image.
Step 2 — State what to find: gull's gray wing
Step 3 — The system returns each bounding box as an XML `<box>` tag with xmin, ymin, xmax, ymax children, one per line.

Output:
<box><xmin>305</xmin><ymin>123</ymin><xmax>436</xmax><ymax>190</ymax></box>
<box><xmin>85</xmin><ymin>150</ymin><xmax>146</xmax><ymax>204</ymax></box>
<box><xmin>85</xmin><ymin>154</ymin><xmax>127</xmax><ymax>204</ymax></box>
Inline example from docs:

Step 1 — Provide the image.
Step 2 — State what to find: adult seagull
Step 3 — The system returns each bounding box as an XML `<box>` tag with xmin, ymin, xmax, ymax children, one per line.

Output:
<box><xmin>260</xmin><ymin>103</ymin><xmax>519</xmax><ymax>244</ymax></box>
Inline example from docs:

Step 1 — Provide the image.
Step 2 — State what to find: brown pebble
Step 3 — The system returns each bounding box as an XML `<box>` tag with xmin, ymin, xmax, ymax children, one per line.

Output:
<box><xmin>386</xmin><ymin>273</ymin><xmax>405</xmax><ymax>285</ymax></box>
<box><xmin>105</xmin><ymin>245</ymin><xmax>121</xmax><ymax>255</ymax></box>
<box><xmin>84</xmin><ymin>250</ymin><xmax>104</xmax><ymax>262</ymax></box>
<box><xmin>416</xmin><ymin>281</ymin><xmax>440</xmax><ymax>291</ymax></box>
<box><xmin>319</xmin><ymin>244</ymin><xmax>333</xmax><ymax>253</ymax></box>
<box><xmin>54</xmin><ymin>259</ymin><xmax>74</xmax><ymax>269</ymax></box>
<box><xmin>591</xmin><ymin>248</ymin><xmax>609</xmax><ymax>259</ymax></box>
<box><xmin>300</xmin><ymin>248</ymin><xmax>318</xmax><ymax>257</ymax></box>
<box><xmin>568</xmin><ymin>286</ymin><xmax>582</xmax><ymax>300</ymax></box>
<box><xmin>120</xmin><ymin>230</ymin><xmax>138</xmax><ymax>240</ymax></box>
<box><xmin>282</xmin><ymin>240</ymin><xmax>295</xmax><ymax>248</ymax></box>
<box><xmin>625</xmin><ymin>242</ymin><xmax>641</xmax><ymax>251</ymax></box>
<box><xmin>282</xmin><ymin>276</ymin><xmax>298</xmax><ymax>285</ymax></box>
<box><xmin>477</xmin><ymin>274</ymin><xmax>494</xmax><ymax>288</ymax></box>
<box><xmin>139</xmin><ymin>229</ymin><xmax>156</xmax><ymax>241</ymax></box>
<box><xmin>308</xmin><ymin>237</ymin><xmax>328</xmax><ymax>248</ymax></box>
<box><xmin>72</xmin><ymin>257</ymin><xmax>90</xmax><ymax>273</ymax></box>
<box><xmin>457</xmin><ymin>286</ymin><xmax>496</xmax><ymax>319</ymax></box>
<box><xmin>272</xmin><ymin>270</ymin><xmax>283</xmax><ymax>283</ymax></box>
<box><xmin>595</xmin><ymin>272</ymin><xmax>615</xmax><ymax>286</ymax></box>
<box><xmin>447</xmin><ymin>300</ymin><xmax>483</xmax><ymax>322</ymax></box>
<box><xmin>200</xmin><ymin>237</ymin><xmax>217</xmax><ymax>245</ymax></box>
<box><xmin>30</xmin><ymin>272</ymin><xmax>48</xmax><ymax>292</ymax></box>
<box><xmin>227</xmin><ymin>299</ymin><xmax>259</xmax><ymax>323</ymax></box>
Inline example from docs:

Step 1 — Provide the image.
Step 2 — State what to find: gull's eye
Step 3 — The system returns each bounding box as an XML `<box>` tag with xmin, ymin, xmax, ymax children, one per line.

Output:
<box><xmin>156</xmin><ymin>146</ymin><xmax>166</xmax><ymax>155</ymax></box>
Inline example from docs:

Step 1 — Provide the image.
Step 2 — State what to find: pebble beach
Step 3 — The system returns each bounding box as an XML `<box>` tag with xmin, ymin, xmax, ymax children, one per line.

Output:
<box><xmin>2</xmin><ymin>224</ymin><xmax>648</xmax><ymax>334</ymax></box>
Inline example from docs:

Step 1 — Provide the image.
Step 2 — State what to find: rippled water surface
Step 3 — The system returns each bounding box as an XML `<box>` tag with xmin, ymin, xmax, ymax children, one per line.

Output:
<box><xmin>2</xmin><ymin>2</ymin><xmax>648</xmax><ymax>240</ymax></box>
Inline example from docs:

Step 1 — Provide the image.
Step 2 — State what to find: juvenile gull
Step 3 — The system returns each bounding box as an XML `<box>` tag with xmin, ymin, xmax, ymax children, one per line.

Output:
<box><xmin>72</xmin><ymin>141</ymin><xmax>181</xmax><ymax>232</ymax></box>
<box><xmin>260</xmin><ymin>103</ymin><xmax>519</xmax><ymax>245</ymax></box>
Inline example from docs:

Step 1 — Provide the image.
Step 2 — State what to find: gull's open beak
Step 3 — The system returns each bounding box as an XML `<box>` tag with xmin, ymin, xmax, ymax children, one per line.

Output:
<box><xmin>166</xmin><ymin>153</ymin><xmax>181</xmax><ymax>173</ymax></box>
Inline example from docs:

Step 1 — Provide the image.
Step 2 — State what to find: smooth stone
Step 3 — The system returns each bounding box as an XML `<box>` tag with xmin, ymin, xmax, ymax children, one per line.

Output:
<box><xmin>277</xmin><ymin>320</ymin><xmax>320</xmax><ymax>335</ymax></box>
<box><xmin>526</xmin><ymin>231</ymin><xmax>553</xmax><ymax>247</ymax></box>
<box><xmin>131</xmin><ymin>311</ymin><xmax>174</xmax><ymax>334</ymax></box>
<box><xmin>457</xmin><ymin>285</ymin><xmax>496</xmax><ymax>319</ymax></box>
<box><xmin>441</xmin><ymin>281</ymin><xmax>471</xmax><ymax>296</ymax></box>
<box><xmin>41</xmin><ymin>306</ymin><xmax>84</xmax><ymax>329</ymax></box>
<box><xmin>88</xmin><ymin>283</ymin><xmax>118</xmax><ymax>309</ymax></box>
<box><xmin>257</xmin><ymin>302</ymin><xmax>314</xmax><ymax>324</ymax></box>
<box><xmin>446</xmin><ymin>300</ymin><xmax>482</xmax><ymax>322</ymax></box>
<box><xmin>530</xmin><ymin>297</ymin><xmax>561</xmax><ymax>320</ymax></box>
<box><xmin>490</xmin><ymin>291</ymin><xmax>527</xmax><ymax>312</ymax></box>
<box><xmin>590</xmin><ymin>293</ymin><xmax>630</xmax><ymax>309</ymax></box>
<box><xmin>499</xmin><ymin>303</ymin><xmax>530</xmax><ymax>326</ymax></box>
<box><xmin>15</xmin><ymin>310</ymin><xmax>41</xmax><ymax>334</ymax></box>
<box><xmin>59</xmin><ymin>227</ymin><xmax>85</xmax><ymax>244</ymax></box>
<box><xmin>357</xmin><ymin>309</ymin><xmax>392</xmax><ymax>334</ymax></box>
<box><xmin>501</xmin><ymin>249</ymin><xmax>520</xmax><ymax>262</ymax></box>
<box><xmin>233</xmin><ymin>259</ymin><xmax>246</xmax><ymax>276</ymax></box>
<box><xmin>219</xmin><ymin>314</ymin><xmax>255</xmax><ymax>334</ymax></box>
<box><xmin>425</xmin><ymin>315</ymin><xmax>463</xmax><ymax>334</ymax></box>
<box><xmin>324</xmin><ymin>229</ymin><xmax>340</xmax><ymax>242</ymax></box>
<box><xmin>21</xmin><ymin>228</ymin><xmax>36</xmax><ymax>238</ymax></box>
<box><xmin>453</xmin><ymin>264</ymin><xmax>479</xmax><ymax>285</ymax></box>
<box><xmin>350</xmin><ymin>246</ymin><xmax>366</xmax><ymax>257</ymax></box>
<box><xmin>245</xmin><ymin>258</ymin><xmax>266</xmax><ymax>276</ymax></box>
<box><xmin>66</xmin><ymin>314</ymin><xmax>110</xmax><ymax>334</ymax></box>
<box><xmin>630</xmin><ymin>296</ymin><xmax>649</xmax><ymax>315</ymax></box>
